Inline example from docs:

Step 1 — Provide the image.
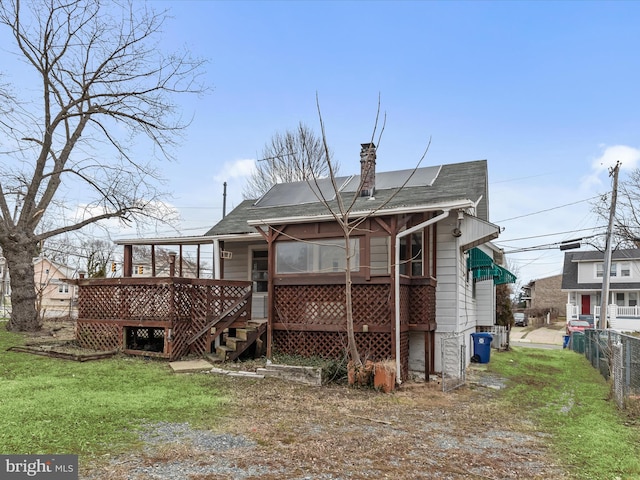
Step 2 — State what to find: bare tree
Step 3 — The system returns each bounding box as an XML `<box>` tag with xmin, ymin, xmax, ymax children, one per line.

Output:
<box><xmin>296</xmin><ymin>96</ymin><xmax>429</xmax><ymax>370</ymax></box>
<box><xmin>611</xmin><ymin>169</ymin><xmax>640</xmax><ymax>247</ymax></box>
<box><xmin>0</xmin><ymin>0</ymin><xmax>205</xmax><ymax>331</ymax></box>
<box><xmin>81</xmin><ymin>239</ymin><xmax>116</xmax><ymax>278</ymax></box>
<box><xmin>242</xmin><ymin>122</ymin><xmax>338</xmax><ymax>199</ymax></box>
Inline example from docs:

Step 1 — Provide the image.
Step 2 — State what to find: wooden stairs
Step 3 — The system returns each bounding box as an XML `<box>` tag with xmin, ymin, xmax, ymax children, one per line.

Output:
<box><xmin>211</xmin><ymin>319</ymin><xmax>267</xmax><ymax>363</ymax></box>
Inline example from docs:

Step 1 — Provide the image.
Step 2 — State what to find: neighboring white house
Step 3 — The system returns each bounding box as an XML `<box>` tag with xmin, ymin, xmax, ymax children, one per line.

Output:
<box><xmin>561</xmin><ymin>248</ymin><xmax>640</xmax><ymax>332</ymax></box>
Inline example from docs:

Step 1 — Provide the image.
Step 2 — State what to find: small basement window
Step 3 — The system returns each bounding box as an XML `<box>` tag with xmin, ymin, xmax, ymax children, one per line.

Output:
<box><xmin>125</xmin><ymin>327</ymin><xmax>165</xmax><ymax>353</ymax></box>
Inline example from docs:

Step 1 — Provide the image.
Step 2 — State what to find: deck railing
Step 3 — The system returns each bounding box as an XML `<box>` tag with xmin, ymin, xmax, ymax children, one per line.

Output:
<box><xmin>74</xmin><ymin>277</ymin><xmax>252</xmax><ymax>359</ymax></box>
<box><xmin>594</xmin><ymin>305</ymin><xmax>640</xmax><ymax>332</ymax></box>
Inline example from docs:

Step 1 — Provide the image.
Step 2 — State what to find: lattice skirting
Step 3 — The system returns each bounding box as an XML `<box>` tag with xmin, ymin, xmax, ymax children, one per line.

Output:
<box><xmin>76</xmin><ymin>319</ymin><xmax>210</xmax><ymax>360</ymax></box>
<box><xmin>76</xmin><ymin>322</ymin><xmax>122</xmax><ymax>352</ymax></box>
<box><xmin>273</xmin><ymin>330</ymin><xmax>409</xmax><ymax>381</ymax></box>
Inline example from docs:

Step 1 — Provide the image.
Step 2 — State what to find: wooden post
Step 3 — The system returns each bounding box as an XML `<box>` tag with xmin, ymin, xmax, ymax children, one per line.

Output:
<box><xmin>123</xmin><ymin>244</ymin><xmax>133</xmax><ymax>277</ymax></box>
<box><xmin>266</xmin><ymin>228</ymin><xmax>275</xmax><ymax>359</ymax></box>
<box><xmin>390</xmin><ymin>216</ymin><xmax>398</xmax><ymax>364</ymax></box>
<box><xmin>169</xmin><ymin>252</ymin><xmax>176</xmax><ymax>277</ymax></box>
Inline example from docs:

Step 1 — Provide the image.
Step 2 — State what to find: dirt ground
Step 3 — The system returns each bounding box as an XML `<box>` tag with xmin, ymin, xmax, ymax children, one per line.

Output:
<box><xmin>85</xmin><ymin>369</ymin><xmax>568</xmax><ymax>479</ymax></box>
<box><xmin>25</xmin><ymin>322</ymin><xmax>569</xmax><ymax>479</ymax></box>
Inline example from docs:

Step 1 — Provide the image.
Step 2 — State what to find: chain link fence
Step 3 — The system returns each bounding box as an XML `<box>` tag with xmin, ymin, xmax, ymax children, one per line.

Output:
<box><xmin>582</xmin><ymin>330</ymin><xmax>640</xmax><ymax>409</ymax></box>
<box><xmin>441</xmin><ymin>334</ymin><xmax>466</xmax><ymax>392</ymax></box>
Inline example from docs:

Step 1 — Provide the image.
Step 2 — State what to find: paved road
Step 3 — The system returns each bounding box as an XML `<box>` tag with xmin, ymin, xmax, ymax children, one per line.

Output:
<box><xmin>510</xmin><ymin>323</ymin><xmax>565</xmax><ymax>350</ymax></box>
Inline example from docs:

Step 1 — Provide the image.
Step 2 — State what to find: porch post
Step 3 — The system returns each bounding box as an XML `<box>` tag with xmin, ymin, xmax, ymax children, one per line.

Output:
<box><xmin>123</xmin><ymin>244</ymin><xmax>133</xmax><ymax>277</ymax></box>
<box><xmin>213</xmin><ymin>239</ymin><xmax>221</xmax><ymax>279</ymax></box>
<box><xmin>266</xmin><ymin>228</ymin><xmax>275</xmax><ymax>358</ymax></box>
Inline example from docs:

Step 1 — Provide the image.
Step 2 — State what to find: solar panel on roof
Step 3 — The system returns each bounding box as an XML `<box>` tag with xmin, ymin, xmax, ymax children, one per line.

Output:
<box><xmin>253</xmin><ymin>165</ymin><xmax>442</xmax><ymax>208</ymax></box>
<box><xmin>375</xmin><ymin>166</ymin><xmax>441</xmax><ymax>189</ymax></box>
<box><xmin>255</xmin><ymin>176</ymin><xmax>354</xmax><ymax>207</ymax></box>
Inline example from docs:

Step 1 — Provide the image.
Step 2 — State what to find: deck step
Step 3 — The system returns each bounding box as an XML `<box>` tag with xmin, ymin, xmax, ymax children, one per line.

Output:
<box><xmin>235</xmin><ymin>328</ymin><xmax>256</xmax><ymax>341</ymax></box>
<box><xmin>215</xmin><ymin>345</ymin><xmax>234</xmax><ymax>361</ymax></box>
<box><xmin>225</xmin><ymin>336</ymin><xmax>245</xmax><ymax>351</ymax></box>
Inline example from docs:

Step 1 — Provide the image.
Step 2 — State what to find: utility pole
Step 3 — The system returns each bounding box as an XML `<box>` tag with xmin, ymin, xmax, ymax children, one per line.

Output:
<box><xmin>599</xmin><ymin>161</ymin><xmax>620</xmax><ymax>330</ymax></box>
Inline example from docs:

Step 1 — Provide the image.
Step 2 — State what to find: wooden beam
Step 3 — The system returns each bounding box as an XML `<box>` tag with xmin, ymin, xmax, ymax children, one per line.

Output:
<box><xmin>373</xmin><ymin>216</ymin><xmax>392</xmax><ymax>235</ymax></box>
<box><xmin>123</xmin><ymin>244</ymin><xmax>133</xmax><ymax>277</ymax></box>
<box><xmin>272</xmin><ymin>323</ymin><xmax>392</xmax><ymax>333</ymax></box>
<box><xmin>151</xmin><ymin>245</ymin><xmax>156</xmax><ymax>277</ymax></box>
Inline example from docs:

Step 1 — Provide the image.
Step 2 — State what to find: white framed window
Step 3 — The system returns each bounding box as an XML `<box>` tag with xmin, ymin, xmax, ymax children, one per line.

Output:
<box><xmin>276</xmin><ymin>238</ymin><xmax>360</xmax><ymax>274</ymax></box>
<box><xmin>630</xmin><ymin>292</ymin><xmax>637</xmax><ymax>307</ymax></box>
<box><xmin>616</xmin><ymin>292</ymin><xmax>625</xmax><ymax>306</ymax></box>
<box><xmin>595</xmin><ymin>262</ymin><xmax>618</xmax><ymax>278</ymax></box>
<box><xmin>58</xmin><ymin>283</ymin><xmax>69</xmax><ymax>294</ymax></box>
<box><xmin>621</xmin><ymin>263</ymin><xmax>631</xmax><ymax>277</ymax></box>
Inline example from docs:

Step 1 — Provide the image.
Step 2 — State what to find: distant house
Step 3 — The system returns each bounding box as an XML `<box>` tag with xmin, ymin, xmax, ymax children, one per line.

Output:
<box><xmin>32</xmin><ymin>256</ymin><xmax>78</xmax><ymax>319</ymax></box>
<box><xmin>204</xmin><ymin>143</ymin><xmax>515</xmax><ymax>380</ymax></box>
<box><xmin>522</xmin><ymin>274</ymin><xmax>565</xmax><ymax>317</ymax></box>
<box><xmin>561</xmin><ymin>249</ymin><xmax>640</xmax><ymax>331</ymax></box>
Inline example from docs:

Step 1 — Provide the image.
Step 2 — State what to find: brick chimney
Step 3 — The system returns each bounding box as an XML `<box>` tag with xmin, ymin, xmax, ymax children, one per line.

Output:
<box><xmin>359</xmin><ymin>142</ymin><xmax>376</xmax><ymax>197</ymax></box>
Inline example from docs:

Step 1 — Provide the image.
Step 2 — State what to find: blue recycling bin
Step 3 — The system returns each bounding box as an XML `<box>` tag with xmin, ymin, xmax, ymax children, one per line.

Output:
<box><xmin>563</xmin><ymin>335</ymin><xmax>570</xmax><ymax>349</ymax></box>
<box><xmin>471</xmin><ymin>332</ymin><xmax>493</xmax><ymax>363</ymax></box>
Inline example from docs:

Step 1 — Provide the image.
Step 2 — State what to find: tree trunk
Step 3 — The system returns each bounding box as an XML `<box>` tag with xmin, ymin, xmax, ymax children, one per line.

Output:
<box><xmin>344</xmin><ymin>235</ymin><xmax>361</xmax><ymax>367</ymax></box>
<box><xmin>3</xmin><ymin>237</ymin><xmax>41</xmax><ymax>332</ymax></box>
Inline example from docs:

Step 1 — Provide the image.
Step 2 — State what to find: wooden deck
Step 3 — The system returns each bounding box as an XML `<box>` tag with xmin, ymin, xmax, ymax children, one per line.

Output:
<box><xmin>74</xmin><ymin>277</ymin><xmax>252</xmax><ymax>360</ymax></box>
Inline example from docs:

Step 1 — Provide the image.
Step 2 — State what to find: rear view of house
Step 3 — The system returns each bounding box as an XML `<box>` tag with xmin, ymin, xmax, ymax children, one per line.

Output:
<box><xmin>206</xmin><ymin>143</ymin><xmax>514</xmax><ymax>381</ymax></box>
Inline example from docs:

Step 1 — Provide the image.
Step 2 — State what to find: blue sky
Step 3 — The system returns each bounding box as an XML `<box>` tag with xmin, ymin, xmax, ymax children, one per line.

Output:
<box><xmin>5</xmin><ymin>0</ymin><xmax>640</xmax><ymax>287</ymax></box>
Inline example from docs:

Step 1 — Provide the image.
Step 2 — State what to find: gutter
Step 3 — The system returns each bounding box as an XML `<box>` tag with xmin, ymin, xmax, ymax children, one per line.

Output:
<box><xmin>393</xmin><ymin>201</ymin><xmax>475</xmax><ymax>382</ymax></box>
<box><xmin>247</xmin><ymin>199</ymin><xmax>475</xmax><ymax>227</ymax></box>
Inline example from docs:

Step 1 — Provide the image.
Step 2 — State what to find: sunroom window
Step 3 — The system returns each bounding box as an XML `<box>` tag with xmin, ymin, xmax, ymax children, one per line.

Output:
<box><xmin>399</xmin><ymin>233</ymin><xmax>423</xmax><ymax>276</ymax></box>
<box><xmin>276</xmin><ymin>238</ymin><xmax>360</xmax><ymax>274</ymax></box>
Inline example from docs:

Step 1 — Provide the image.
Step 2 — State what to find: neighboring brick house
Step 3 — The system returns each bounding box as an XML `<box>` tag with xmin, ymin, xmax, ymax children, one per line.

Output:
<box><xmin>521</xmin><ymin>274</ymin><xmax>565</xmax><ymax>319</ymax></box>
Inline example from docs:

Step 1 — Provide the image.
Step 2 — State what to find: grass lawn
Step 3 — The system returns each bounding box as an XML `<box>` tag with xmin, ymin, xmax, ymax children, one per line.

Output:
<box><xmin>1</xmin><ymin>324</ymin><xmax>639</xmax><ymax>479</ymax></box>
<box><xmin>0</xmin><ymin>328</ymin><xmax>230</xmax><ymax>458</ymax></box>
<box><xmin>489</xmin><ymin>346</ymin><xmax>640</xmax><ymax>480</ymax></box>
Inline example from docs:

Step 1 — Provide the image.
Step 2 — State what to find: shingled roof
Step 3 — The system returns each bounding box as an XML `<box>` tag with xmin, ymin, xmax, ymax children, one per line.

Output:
<box><xmin>206</xmin><ymin>159</ymin><xmax>489</xmax><ymax>236</ymax></box>
<box><xmin>561</xmin><ymin>248</ymin><xmax>640</xmax><ymax>291</ymax></box>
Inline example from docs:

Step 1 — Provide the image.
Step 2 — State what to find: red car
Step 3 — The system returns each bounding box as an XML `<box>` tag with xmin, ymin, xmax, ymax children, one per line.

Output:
<box><xmin>566</xmin><ymin>320</ymin><xmax>591</xmax><ymax>335</ymax></box>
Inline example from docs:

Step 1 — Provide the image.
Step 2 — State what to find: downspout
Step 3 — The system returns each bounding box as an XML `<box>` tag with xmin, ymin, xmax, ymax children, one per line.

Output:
<box><xmin>213</xmin><ymin>239</ymin><xmax>221</xmax><ymax>280</ymax></box>
<box><xmin>394</xmin><ymin>209</ymin><xmax>452</xmax><ymax>382</ymax></box>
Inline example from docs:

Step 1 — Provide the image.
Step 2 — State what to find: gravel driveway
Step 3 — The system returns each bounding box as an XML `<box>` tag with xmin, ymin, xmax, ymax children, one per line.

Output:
<box><xmin>83</xmin><ymin>366</ymin><xmax>568</xmax><ymax>480</ymax></box>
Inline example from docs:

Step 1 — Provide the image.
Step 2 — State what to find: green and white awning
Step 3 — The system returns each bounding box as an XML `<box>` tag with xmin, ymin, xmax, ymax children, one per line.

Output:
<box><xmin>467</xmin><ymin>248</ymin><xmax>516</xmax><ymax>285</ymax></box>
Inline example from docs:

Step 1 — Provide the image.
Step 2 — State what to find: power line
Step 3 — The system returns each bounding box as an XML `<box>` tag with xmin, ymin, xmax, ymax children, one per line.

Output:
<box><xmin>496</xmin><ymin>227</ymin><xmax>607</xmax><ymax>244</ymax></box>
<box><xmin>501</xmin><ymin>233</ymin><xmax>603</xmax><ymax>254</ymax></box>
<box><xmin>495</xmin><ymin>195</ymin><xmax>602</xmax><ymax>223</ymax></box>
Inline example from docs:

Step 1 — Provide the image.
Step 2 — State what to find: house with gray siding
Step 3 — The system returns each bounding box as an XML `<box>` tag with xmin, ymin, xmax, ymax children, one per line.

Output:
<box><xmin>562</xmin><ymin>249</ymin><xmax>640</xmax><ymax>331</ymax></box>
<box><xmin>205</xmin><ymin>143</ymin><xmax>515</xmax><ymax>379</ymax></box>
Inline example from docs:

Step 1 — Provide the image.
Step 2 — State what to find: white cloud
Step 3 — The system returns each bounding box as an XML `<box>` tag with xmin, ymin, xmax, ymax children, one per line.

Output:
<box><xmin>581</xmin><ymin>144</ymin><xmax>640</xmax><ymax>190</ymax></box>
<box><xmin>213</xmin><ymin>158</ymin><xmax>256</xmax><ymax>182</ymax></box>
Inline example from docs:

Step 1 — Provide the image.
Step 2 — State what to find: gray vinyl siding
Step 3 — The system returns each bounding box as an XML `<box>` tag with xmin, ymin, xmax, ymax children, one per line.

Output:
<box><xmin>370</xmin><ymin>236</ymin><xmax>390</xmax><ymax>275</ymax></box>
<box><xmin>435</xmin><ymin>216</ymin><xmax>460</xmax><ymax>333</ymax></box>
<box><xmin>223</xmin><ymin>243</ymin><xmax>250</xmax><ymax>281</ymax></box>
